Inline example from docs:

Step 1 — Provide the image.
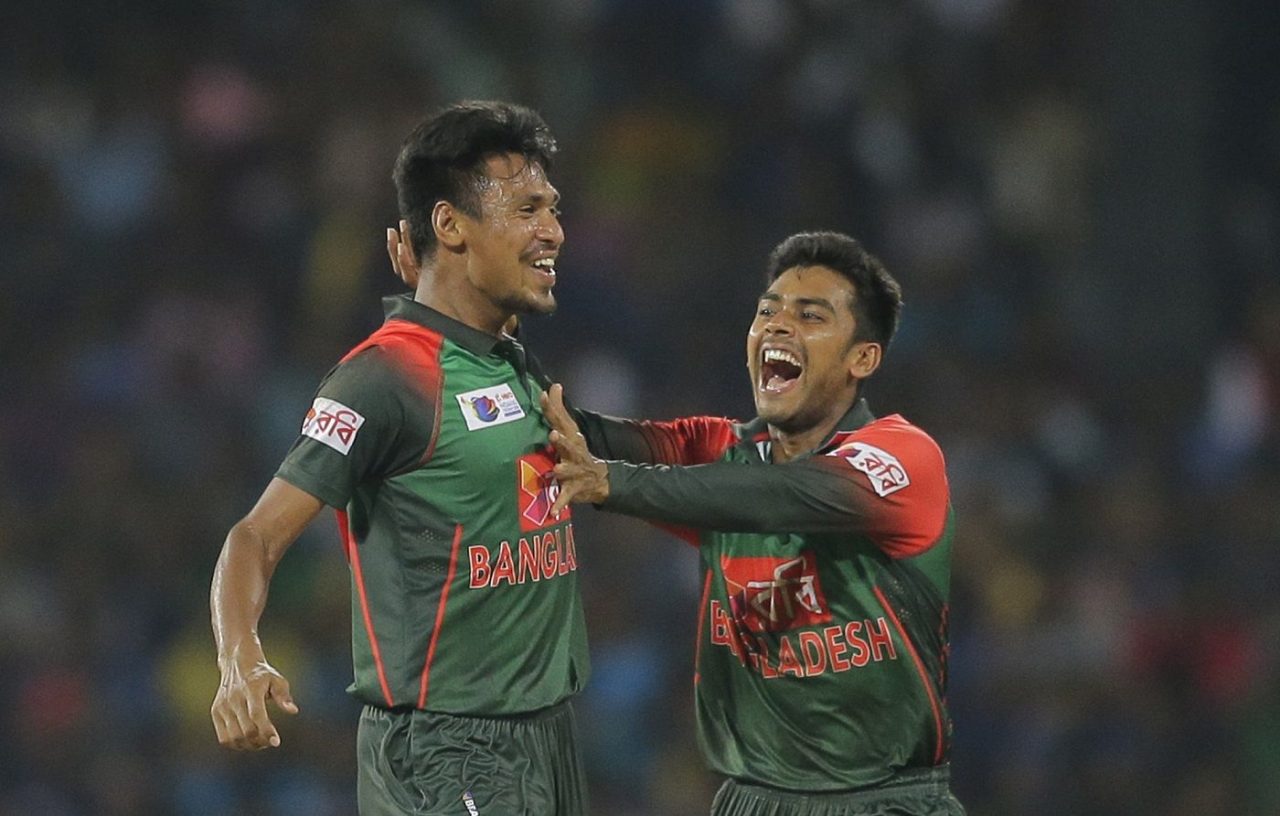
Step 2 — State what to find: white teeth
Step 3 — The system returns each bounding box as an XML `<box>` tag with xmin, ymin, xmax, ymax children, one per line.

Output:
<box><xmin>532</xmin><ymin>258</ymin><xmax>556</xmax><ymax>269</ymax></box>
<box><xmin>763</xmin><ymin>348</ymin><xmax>800</xmax><ymax>367</ymax></box>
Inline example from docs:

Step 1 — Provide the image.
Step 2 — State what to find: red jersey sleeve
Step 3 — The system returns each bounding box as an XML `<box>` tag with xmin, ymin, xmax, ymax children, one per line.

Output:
<box><xmin>573</xmin><ymin>412</ymin><xmax>740</xmax><ymax>547</ymax></box>
<box><xmin>574</xmin><ymin>411</ymin><xmax>740</xmax><ymax>466</ymax></box>
<box><xmin>819</xmin><ymin>415</ymin><xmax>950</xmax><ymax>559</ymax></box>
<box><xmin>602</xmin><ymin>415</ymin><xmax>949</xmax><ymax>558</ymax></box>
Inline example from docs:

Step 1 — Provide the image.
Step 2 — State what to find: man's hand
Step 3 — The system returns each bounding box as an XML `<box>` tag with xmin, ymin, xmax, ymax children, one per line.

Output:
<box><xmin>211</xmin><ymin>645</ymin><xmax>299</xmax><ymax>751</ymax></box>
<box><xmin>386</xmin><ymin>219</ymin><xmax>422</xmax><ymax>289</ymax></box>
<box><xmin>542</xmin><ymin>384</ymin><xmax>610</xmax><ymax>516</ymax></box>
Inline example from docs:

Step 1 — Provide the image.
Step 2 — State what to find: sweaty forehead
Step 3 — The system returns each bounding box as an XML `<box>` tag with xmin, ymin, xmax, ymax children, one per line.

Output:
<box><xmin>764</xmin><ymin>265</ymin><xmax>856</xmax><ymax>303</ymax></box>
<box><xmin>478</xmin><ymin>153</ymin><xmax>557</xmax><ymax>198</ymax></box>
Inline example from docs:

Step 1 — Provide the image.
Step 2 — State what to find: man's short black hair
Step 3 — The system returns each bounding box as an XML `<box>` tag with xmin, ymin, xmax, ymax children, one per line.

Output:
<box><xmin>393</xmin><ymin>100</ymin><xmax>557</xmax><ymax>260</ymax></box>
<box><xmin>766</xmin><ymin>231</ymin><xmax>903</xmax><ymax>349</ymax></box>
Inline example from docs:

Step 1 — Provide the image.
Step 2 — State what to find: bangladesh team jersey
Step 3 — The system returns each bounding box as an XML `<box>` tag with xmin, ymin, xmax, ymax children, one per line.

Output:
<box><xmin>276</xmin><ymin>295</ymin><xmax>587</xmax><ymax>714</ymax></box>
<box><xmin>577</xmin><ymin>400</ymin><xmax>954</xmax><ymax>791</ymax></box>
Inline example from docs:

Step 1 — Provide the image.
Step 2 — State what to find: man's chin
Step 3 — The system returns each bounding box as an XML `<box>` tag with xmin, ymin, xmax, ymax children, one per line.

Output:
<box><xmin>754</xmin><ymin>398</ymin><xmax>794</xmax><ymax>428</ymax></box>
<box><xmin>502</xmin><ymin>293</ymin><xmax>557</xmax><ymax>316</ymax></box>
<box><xmin>526</xmin><ymin>296</ymin><xmax>557</xmax><ymax>316</ymax></box>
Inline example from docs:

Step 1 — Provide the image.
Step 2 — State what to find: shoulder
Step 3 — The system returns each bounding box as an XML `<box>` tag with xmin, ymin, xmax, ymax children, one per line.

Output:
<box><xmin>847</xmin><ymin>415</ymin><xmax>942</xmax><ymax>458</ymax></box>
<box><xmin>827</xmin><ymin>414</ymin><xmax>946</xmax><ymax>497</ymax></box>
<box><xmin>342</xmin><ymin>319</ymin><xmax>446</xmax><ymax>377</ymax></box>
<box><xmin>326</xmin><ymin>321</ymin><xmax>447</xmax><ymax>406</ymax></box>
<box><xmin>323</xmin><ymin>346</ymin><xmax>406</xmax><ymax>397</ymax></box>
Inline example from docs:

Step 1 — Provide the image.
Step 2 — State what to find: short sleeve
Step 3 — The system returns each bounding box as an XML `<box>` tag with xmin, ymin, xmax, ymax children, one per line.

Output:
<box><xmin>275</xmin><ymin>348</ymin><xmax>435</xmax><ymax>508</ymax></box>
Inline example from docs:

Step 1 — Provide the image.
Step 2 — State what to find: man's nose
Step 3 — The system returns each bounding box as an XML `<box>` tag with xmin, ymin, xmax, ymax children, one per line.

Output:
<box><xmin>536</xmin><ymin>211</ymin><xmax>564</xmax><ymax>247</ymax></box>
<box><xmin>764</xmin><ymin>313</ymin><xmax>794</xmax><ymax>335</ymax></box>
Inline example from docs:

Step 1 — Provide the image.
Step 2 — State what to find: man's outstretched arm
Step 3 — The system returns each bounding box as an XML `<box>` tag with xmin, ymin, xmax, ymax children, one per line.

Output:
<box><xmin>546</xmin><ymin>387</ymin><xmax>949</xmax><ymax>557</ymax></box>
<box><xmin>210</xmin><ymin>478</ymin><xmax>322</xmax><ymax>751</ymax></box>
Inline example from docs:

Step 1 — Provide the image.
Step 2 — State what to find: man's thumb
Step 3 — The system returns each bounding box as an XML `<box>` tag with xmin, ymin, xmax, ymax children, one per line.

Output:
<box><xmin>270</xmin><ymin>681</ymin><xmax>299</xmax><ymax>714</ymax></box>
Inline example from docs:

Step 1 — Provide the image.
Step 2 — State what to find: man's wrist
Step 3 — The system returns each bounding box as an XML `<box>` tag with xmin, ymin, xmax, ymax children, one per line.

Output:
<box><xmin>217</xmin><ymin>637</ymin><xmax>264</xmax><ymax>671</ymax></box>
<box><xmin>601</xmin><ymin>461</ymin><xmax>633</xmax><ymax>507</ymax></box>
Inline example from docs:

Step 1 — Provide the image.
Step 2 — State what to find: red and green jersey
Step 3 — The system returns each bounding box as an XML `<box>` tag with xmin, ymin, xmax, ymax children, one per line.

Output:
<box><xmin>277</xmin><ymin>296</ymin><xmax>586</xmax><ymax>715</ymax></box>
<box><xmin>578</xmin><ymin>400</ymin><xmax>954</xmax><ymax>791</ymax></box>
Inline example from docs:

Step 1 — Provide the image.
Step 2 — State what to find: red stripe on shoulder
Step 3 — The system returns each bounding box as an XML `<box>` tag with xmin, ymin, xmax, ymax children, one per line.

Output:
<box><xmin>342</xmin><ymin>319</ymin><xmax>445</xmax><ymax>371</ymax></box>
<box><xmin>829</xmin><ymin>415</ymin><xmax>949</xmax><ymax>559</ymax></box>
<box><xmin>342</xmin><ymin>319</ymin><xmax>445</xmax><ymax>465</ymax></box>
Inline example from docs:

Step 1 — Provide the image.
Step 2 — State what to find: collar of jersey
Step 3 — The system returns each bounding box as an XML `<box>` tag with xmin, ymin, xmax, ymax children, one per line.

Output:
<box><xmin>382</xmin><ymin>295</ymin><xmax>511</xmax><ymax>357</ymax></box>
<box><xmin>737</xmin><ymin>398</ymin><xmax>876</xmax><ymax>461</ymax></box>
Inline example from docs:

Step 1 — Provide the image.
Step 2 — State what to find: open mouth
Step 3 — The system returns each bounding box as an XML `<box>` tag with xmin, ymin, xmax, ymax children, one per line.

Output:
<box><xmin>529</xmin><ymin>257</ymin><xmax>557</xmax><ymax>282</ymax></box>
<box><xmin>760</xmin><ymin>348</ymin><xmax>803</xmax><ymax>393</ymax></box>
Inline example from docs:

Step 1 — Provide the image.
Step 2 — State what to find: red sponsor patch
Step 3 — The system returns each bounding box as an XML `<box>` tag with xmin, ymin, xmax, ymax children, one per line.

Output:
<box><xmin>516</xmin><ymin>449</ymin><xmax>570</xmax><ymax>532</ymax></box>
<box><xmin>720</xmin><ymin>551</ymin><xmax>831</xmax><ymax>633</ymax></box>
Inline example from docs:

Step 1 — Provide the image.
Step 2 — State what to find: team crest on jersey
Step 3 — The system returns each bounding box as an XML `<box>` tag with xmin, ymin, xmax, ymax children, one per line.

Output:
<box><xmin>720</xmin><ymin>551</ymin><xmax>831</xmax><ymax>633</ymax></box>
<box><xmin>516</xmin><ymin>449</ymin><xmax>569</xmax><ymax>532</ymax></box>
<box><xmin>456</xmin><ymin>384</ymin><xmax>525</xmax><ymax>431</ymax></box>
<box><xmin>300</xmin><ymin>397</ymin><xmax>365</xmax><ymax>455</ymax></box>
<box><xmin>839</xmin><ymin>442</ymin><xmax>910</xmax><ymax>497</ymax></box>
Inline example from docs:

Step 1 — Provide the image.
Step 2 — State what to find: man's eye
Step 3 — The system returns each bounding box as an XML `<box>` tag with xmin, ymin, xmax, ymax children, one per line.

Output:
<box><xmin>802</xmin><ymin>310</ymin><xmax>823</xmax><ymax>321</ymax></box>
<box><xmin>757</xmin><ymin>306</ymin><xmax>774</xmax><ymax>317</ymax></box>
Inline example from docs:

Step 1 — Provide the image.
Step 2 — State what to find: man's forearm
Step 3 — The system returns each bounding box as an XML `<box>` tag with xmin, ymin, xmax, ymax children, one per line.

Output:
<box><xmin>211</xmin><ymin>478</ymin><xmax>323</xmax><ymax>663</ymax></box>
<box><xmin>211</xmin><ymin>520</ymin><xmax>281</xmax><ymax>664</ymax></box>
<box><xmin>575</xmin><ymin>409</ymin><xmax>737</xmax><ymax>466</ymax></box>
<box><xmin>602</xmin><ymin>459</ymin><xmax>867</xmax><ymax>533</ymax></box>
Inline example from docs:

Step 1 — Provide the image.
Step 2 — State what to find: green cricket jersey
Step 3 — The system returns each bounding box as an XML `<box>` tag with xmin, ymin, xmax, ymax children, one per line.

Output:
<box><xmin>578</xmin><ymin>401</ymin><xmax>954</xmax><ymax>791</ymax></box>
<box><xmin>277</xmin><ymin>295</ymin><xmax>587</xmax><ymax>714</ymax></box>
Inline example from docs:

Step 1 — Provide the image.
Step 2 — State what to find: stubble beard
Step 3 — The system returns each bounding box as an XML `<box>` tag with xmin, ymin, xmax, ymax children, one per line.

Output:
<box><xmin>754</xmin><ymin>385</ymin><xmax>832</xmax><ymax>436</ymax></box>
<box><xmin>497</xmin><ymin>289</ymin><xmax>557</xmax><ymax>317</ymax></box>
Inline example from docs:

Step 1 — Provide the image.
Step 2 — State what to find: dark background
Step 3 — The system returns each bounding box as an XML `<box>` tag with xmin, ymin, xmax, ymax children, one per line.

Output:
<box><xmin>2</xmin><ymin>1</ymin><xmax>1278</xmax><ymax>814</ymax></box>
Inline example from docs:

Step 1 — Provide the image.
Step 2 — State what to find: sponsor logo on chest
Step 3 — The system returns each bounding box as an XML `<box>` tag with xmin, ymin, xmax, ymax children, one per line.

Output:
<box><xmin>466</xmin><ymin>449</ymin><xmax>577</xmax><ymax>590</ymax></box>
<box><xmin>455</xmin><ymin>384</ymin><xmax>526</xmax><ymax>431</ymax></box>
<box><xmin>516</xmin><ymin>449</ymin><xmax>569</xmax><ymax>532</ymax></box>
<box><xmin>721</xmin><ymin>552</ymin><xmax>832</xmax><ymax>633</ymax></box>
<box><xmin>711</xmin><ymin>550</ymin><xmax>898</xmax><ymax>678</ymax></box>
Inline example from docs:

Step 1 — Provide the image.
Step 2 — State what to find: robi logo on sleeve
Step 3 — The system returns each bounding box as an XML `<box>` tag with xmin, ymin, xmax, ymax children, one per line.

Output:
<box><xmin>840</xmin><ymin>442</ymin><xmax>910</xmax><ymax>497</ymax></box>
<box><xmin>516</xmin><ymin>449</ymin><xmax>570</xmax><ymax>532</ymax></box>
<box><xmin>301</xmin><ymin>398</ymin><xmax>365</xmax><ymax>455</ymax></box>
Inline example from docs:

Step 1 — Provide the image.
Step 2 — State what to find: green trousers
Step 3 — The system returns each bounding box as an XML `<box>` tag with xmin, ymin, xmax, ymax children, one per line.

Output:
<box><xmin>356</xmin><ymin>702</ymin><xmax>588</xmax><ymax>816</ymax></box>
<box><xmin>711</xmin><ymin>766</ymin><xmax>965</xmax><ymax>816</ymax></box>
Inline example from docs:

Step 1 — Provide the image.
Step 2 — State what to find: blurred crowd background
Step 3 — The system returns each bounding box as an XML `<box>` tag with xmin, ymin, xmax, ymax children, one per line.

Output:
<box><xmin>2</xmin><ymin>1</ymin><xmax>1278</xmax><ymax>814</ymax></box>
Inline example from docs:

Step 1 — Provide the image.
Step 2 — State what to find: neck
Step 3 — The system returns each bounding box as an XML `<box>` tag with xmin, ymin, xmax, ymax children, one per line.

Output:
<box><xmin>768</xmin><ymin>421</ymin><xmax>840</xmax><ymax>463</ymax></box>
<box><xmin>414</xmin><ymin>270</ymin><xmax>511</xmax><ymax>337</ymax></box>
<box><xmin>767</xmin><ymin>390</ymin><xmax>859</xmax><ymax>463</ymax></box>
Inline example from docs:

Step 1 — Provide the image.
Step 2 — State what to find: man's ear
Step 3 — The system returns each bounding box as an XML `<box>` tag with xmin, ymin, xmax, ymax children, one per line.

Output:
<box><xmin>432</xmin><ymin>201</ymin><xmax>466</xmax><ymax>250</ymax></box>
<box><xmin>848</xmin><ymin>341</ymin><xmax>882</xmax><ymax>380</ymax></box>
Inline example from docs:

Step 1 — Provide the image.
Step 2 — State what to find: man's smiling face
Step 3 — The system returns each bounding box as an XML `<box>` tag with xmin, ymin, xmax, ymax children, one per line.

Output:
<box><xmin>746</xmin><ymin>265</ymin><xmax>868</xmax><ymax>433</ymax></box>
<box><xmin>460</xmin><ymin>152</ymin><xmax>564</xmax><ymax>316</ymax></box>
